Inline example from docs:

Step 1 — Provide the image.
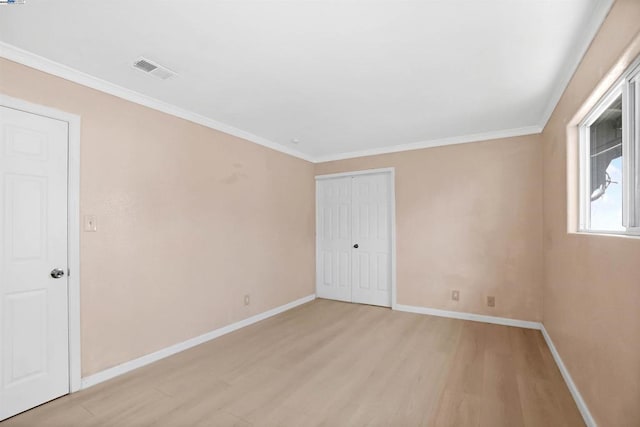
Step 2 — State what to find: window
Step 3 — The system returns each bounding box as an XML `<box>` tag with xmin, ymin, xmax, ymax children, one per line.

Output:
<box><xmin>579</xmin><ymin>59</ymin><xmax>640</xmax><ymax>235</ymax></box>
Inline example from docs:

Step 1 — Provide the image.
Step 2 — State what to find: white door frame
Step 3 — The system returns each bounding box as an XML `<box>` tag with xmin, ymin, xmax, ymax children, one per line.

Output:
<box><xmin>315</xmin><ymin>167</ymin><xmax>397</xmax><ymax>309</ymax></box>
<box><xmin>0</xmin><ymin>94</ymin><xmax>82</xmax><ymax>393</ymax></box>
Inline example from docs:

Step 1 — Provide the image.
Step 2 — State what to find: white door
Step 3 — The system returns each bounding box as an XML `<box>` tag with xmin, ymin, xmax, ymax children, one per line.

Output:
<box><xmin>316</xmin><ymin>177</ymin><xmax>352</xmax><ymax>302</ymax></box>
<box><xmin>316</xmin><ymin>172</ymin><xmax>392</xmax><ymax>307</ymax></box>
<box><xmin>0</xmin><ymin>106</ymin><xmax>70</xmax><ymax>420</ymax></box>
<box><xmin>351</xmin><ymin>174</ymin><xmax>391</xmax><ymax>307</ymax></box>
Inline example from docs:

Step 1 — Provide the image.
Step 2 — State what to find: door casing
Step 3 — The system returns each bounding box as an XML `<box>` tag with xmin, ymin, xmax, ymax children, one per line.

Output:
<box><xmin>315</xmin><ymin>167</ymin><xmax>397</xmax><ymax>308</ymax></box>
<box><xmin>0</xmin><ymin>94</ymin><xmax>82</xmax><ymax>394</ymax></box>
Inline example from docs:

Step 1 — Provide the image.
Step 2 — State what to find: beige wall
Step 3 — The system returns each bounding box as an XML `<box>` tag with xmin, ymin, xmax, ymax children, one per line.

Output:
<box><xmin>541</xmin><ymin>1</ymin><xmax>640</xmax><ymax>425</ymax></box>
<box><xmin>0</xmin><ymin>58</ymin><xmax>316</xmax><ymax>376</ymax></box>
<box><xmin>3</xmin><ymin>2</ymin><xmax>640</xmax><ymax>422</ymax></box>
<box><xmin>315</xmin><ymin>135</ymin><xmax>544</xmax><ymax>321</ymax></box>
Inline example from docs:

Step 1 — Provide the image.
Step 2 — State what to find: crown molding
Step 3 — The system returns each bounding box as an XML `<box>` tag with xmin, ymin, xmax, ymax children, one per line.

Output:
<box><xmin>312</xmin><ymin>125</ymin><xmax>543</xmax><ymax>163</ymax></box>
<box><xmin>537</xmin><ymin>0</ymin><xmax>614</xmax><ymax>131</ymax></box>
<box><xmin>1</xmin><ymin>41</ymin><xmax>546</xmax><ymax>164</ymax></box>
<box><xmin>0</xmin><ymin>41</ymin><xmax>314</xmax><ymax>162</ymax></box>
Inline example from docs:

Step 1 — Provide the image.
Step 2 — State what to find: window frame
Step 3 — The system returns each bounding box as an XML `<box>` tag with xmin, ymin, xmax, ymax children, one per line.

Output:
<box><xmin>578</xmin><ymin>59</ymin><xmax>640</xmax><ymax>236</ymax></box>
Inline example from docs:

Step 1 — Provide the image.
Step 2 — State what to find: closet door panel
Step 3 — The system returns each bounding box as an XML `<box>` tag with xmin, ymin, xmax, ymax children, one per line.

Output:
<box><xmin>316</xmin><ymin>178</ymin><xmax>352</xmax><ymax>302</ymax></box>
<box><xmin>351</xmin><ymin>174</ymin><xmax>391</xmax><ymax>307</ymax></box>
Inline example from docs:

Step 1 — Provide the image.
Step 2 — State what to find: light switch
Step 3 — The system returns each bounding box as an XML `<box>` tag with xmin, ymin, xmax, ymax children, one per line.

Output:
<box><xmin>84</xmin><ymin>215</ymin><xmax>97</xmax><ymax>232</ymax></box>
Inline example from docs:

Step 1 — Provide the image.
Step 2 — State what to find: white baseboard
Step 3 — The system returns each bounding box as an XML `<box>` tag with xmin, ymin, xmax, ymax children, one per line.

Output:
<box><xmin>80</xmin><ymin>296</ymin><xmax>595</xmax><ymax>427</ymax></box>
<box><xmin>394</xmin><ymin>304</ymin><xmax>542</xmax><ymax>329</ymax></box>
<box><xmin>540</xmin><ymin>325</ymin><xmax>597</xmax><ymax>427</ymax></box>
<box><xmin>80</xmin><ymin>294</ymin><xmax>316</xmax><ymax>389</ymax></box>
<box><xmin>394</xmin><ymin>303</ymin><xmax>596</xmax><ymax>426</ymax></box>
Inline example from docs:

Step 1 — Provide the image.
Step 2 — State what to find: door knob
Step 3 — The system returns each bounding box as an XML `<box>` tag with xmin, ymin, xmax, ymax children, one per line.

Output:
<box><xmin>50</xmin><ymin>268</ymin><xmax>65</xmax><ymax>279</ymax></box>
<box><xmin>353</xmin><ymin>244</ymin><xmax>359</xmax><ymax>249</ymax></box>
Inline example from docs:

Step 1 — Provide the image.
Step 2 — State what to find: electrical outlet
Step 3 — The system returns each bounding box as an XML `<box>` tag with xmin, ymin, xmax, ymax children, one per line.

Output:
<box><xmin>83</xmin><ymin>215</ymin><xmax>97</xmax><ymax>232</ymax></box>
<box><xmin>487</xmin><ymin>296</ymin><xmax>495</xmax><ymax>307</ymax></box>
<box><xmin>451</xmin><ymin>290</ymin><xmax>460</xmax><ymax>301</ymax></box>
<box><xmin>244</xmin><ymin>294</ymin><xmax>250</xmax><ymax>306</ymax></box>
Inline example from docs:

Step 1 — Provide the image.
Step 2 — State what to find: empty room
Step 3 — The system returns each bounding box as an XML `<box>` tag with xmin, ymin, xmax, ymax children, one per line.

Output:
<box><xmin>0</xmin><ymin>0</ymin><xmax>639</xmax><ymax>426</ymax></box>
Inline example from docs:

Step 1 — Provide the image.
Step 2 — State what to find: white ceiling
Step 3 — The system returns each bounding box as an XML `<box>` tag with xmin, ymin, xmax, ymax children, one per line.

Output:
<box><xmin>0</xmin><ymin>0</ymin><xmax>612</xmax><ymax>161</ymax></box>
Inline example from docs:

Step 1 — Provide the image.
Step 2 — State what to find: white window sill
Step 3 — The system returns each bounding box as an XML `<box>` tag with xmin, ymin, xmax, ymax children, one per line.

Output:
<box><xmin>571</xmin><ymin>230</ymin><xmax>640</xmax><ymax>240</ymax></box>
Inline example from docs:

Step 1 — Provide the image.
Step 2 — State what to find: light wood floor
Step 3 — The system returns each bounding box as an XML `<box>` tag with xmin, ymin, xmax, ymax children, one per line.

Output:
<box><xmin>1</xmin><ymin>299</ymin><xmax>584</xmax><ymax>427</ymax></box>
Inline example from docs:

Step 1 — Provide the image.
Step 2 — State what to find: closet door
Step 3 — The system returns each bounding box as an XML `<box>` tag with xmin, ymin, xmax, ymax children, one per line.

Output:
<box><xmin>316</xmin><ymin>177</ymin><xmax>352</xmax><ymax>302</ymax></box>
<box><xmin>351</xmin><ymin>174</ymin><xmax>391</xmax><ymax>307</ymax></box>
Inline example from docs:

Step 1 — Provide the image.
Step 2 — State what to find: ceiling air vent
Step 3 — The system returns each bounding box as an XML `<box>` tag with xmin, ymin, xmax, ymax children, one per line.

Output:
<box><xmin>132</xmin><ymin>57</ymin><xmax>176</xmax><ymax>80</ymax></box>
